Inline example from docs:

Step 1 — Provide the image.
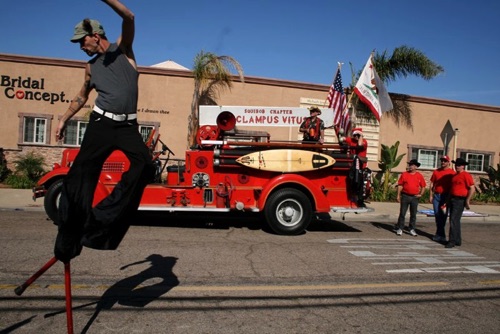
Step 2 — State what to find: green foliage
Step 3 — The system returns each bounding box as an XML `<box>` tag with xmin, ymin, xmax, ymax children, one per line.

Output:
<box><xmin>420</xmin><ymin>188</ymin><xmax>431</xmax><ymax>203</ymax></box>
<box><xmin>5</xmin><ymin>152</ymin><xmax>46</xmax><ymax>189</ymax></box>
<box><xmin>0</xmin><ymin>149</ymin><xmax>11</xmax><ymax>182</ymax></box>
<box><xmin>476</xmin><ymin>164</ymin><xmax>500</xmax><ymax>203</ymax></box>
<box><xmin>4</xmin><ymin>174</ymin><xmax>34</xmax><ymax>189</ymax></box>
<box><xmin>370</xmin><ymin>175</ymin><xmax>398</xmax><ymax>202</ymax></box>
<box><xmin>376</xmin><ymin>141</ymin><xmax>406</xmax><ymax>201</ymax></box>
<box><xmin>373</xmin><ymin>45</ymin><xmax>445</xmax><ymax>85</ymax></box>
<box><xmin>188</xmin><ymin>51</ymin><xmax>244</xmax><ymax>148</ymax></box>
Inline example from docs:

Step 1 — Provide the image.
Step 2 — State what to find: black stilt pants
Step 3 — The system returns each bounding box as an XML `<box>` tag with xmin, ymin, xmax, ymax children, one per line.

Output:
<box><xmin>54</xmin><ymin>112</ymin><xmax>154</xmax><ymax>262</ymax></box>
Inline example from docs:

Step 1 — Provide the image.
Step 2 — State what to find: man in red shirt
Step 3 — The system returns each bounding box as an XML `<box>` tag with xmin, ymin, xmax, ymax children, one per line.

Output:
<box><xmin>429</xmin><ymin>155</ymin><xmax>455</xmax><ymax>242</ymax></box>
<box><xmin>446</xmin><ymin>158</ymin><xmax>475</xmax><ymax>248</ymax></box>
<box><xmin>344</xmin><ymin>128</ymin><xmax>368</xmax><ymax>158</ymax></box>
<box><xmin>395</xmin><ymin>159</ymin><xmax>426</xmax><ymax>236</ymax></box>
<box><xmin>343</xmin><ymin>128</ymin><xmax>369</xmax><ymax>207</ymax></box>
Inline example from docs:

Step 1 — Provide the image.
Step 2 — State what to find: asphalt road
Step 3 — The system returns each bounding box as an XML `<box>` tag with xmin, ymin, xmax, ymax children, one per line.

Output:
<box><xmin>1</xmin><ymin>211</ymin><xmax>499</xmax><ymax>334</ymax></box>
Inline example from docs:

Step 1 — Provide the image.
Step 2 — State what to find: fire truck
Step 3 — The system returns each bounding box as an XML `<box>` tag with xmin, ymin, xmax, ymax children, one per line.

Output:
<box><xmin>32</xmin><ymin>107</ymin><xmax>372</xmax><ymax>235</ymax></box>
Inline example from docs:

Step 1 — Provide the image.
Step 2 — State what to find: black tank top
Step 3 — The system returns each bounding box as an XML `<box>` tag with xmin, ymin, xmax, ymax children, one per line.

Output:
<box><xmin>89</xmin><ymin>43</ymin><xmax>138</xmax><ymax>115</ymax></box>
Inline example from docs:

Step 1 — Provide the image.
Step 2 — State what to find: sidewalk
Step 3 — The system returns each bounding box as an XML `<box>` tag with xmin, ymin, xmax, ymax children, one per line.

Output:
<box><xmin>0</xmin><ymin>188</ymin><xmax>43</xmax><ymax>211</ymax></box>
<box><xmin>0</xmin><ymin>188</ymin><xmax>499</xmax><ymax>222</ymax></box>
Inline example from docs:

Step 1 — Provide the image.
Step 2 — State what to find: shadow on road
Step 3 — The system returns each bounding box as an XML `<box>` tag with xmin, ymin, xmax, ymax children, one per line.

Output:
<box><xmin>81</xmin><ymin>254</ymin><xmax>179</xmax><ymax>334</ymax></box>
<box><xmin>133</xmin><ymin>211</ymin><xmax>266</xmax><ymax>232</ymax></box>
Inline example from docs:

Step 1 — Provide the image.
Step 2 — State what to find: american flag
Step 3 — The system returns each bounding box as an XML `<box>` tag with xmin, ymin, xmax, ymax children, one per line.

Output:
<box><xmin>340</xmin><ymin>110</ymin><xmax>351</xmax><ymax>135</ymax></box>
<box><xmin>326</xmin><ymin>69</ymin><xmax>346</xmax><ymax>127</ymax></box>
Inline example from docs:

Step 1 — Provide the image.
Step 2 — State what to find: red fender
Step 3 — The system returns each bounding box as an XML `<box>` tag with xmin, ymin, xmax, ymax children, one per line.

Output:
<box><xmin>92</xmin><ymin>181</ymin><xmax>112</xmax><ymax>207</ymax></box>
<box><xmin>35</xmin><ymin>166</ymin><xmax>111</xmax><ymax>208</ymax></box>
<box><xmin>257</xmin><ymin>174</ymin><xmax>330</xmax><ymax>212</ymax></box>
<box><xmin>36</xmin><ymin>167</ymin><xmax>70</xmax><ymax>187</ymax></box>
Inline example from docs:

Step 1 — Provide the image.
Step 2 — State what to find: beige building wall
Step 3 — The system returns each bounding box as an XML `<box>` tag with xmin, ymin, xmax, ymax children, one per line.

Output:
<box><xmin>379</xmin><ymin>97</ymin><xmax>500</xmax><ymax>173</ymax></box>
<box><xmin>1</xmin><ymin>53</ymin><xmax>499</xmax><ymax>184</ymax></box>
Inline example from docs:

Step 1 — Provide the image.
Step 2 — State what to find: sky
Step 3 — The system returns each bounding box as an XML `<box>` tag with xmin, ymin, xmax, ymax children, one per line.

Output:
<box><xmin>1</xmin><ymin>0</ymin><xmax>499</xmax><ymax>107</ymax></box>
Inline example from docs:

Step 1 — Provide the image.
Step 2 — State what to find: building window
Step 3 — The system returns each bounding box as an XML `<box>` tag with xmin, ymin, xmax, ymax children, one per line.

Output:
<box><xmin>64</xmin><ymin>120</ymin><xmax>88</xmax><ymax>146</ymax></box>
<box><xmin>139</xmin><ymin>125</ymin><xmax>154</xmax><ymax>143</ymax></box>
<box><xmin>459</xmin><ymin>151</ymin><xmax>491</xmax><ymax>172</ymax></box>
<box><xmin>58</xmin><ymin>121</ymin><xmax>158</xmax><ymax>147</ymax></box>
<box><xmin>18</xmin><ymin>113</ymin><xmax>53</xmax><ymax>146</ymax></box>
<box><xmin>23</xmin><ymin>117</ymin><xmax>47</xmax><ymax>144</ymax></box>
<box><xmin>410</xmin><ymin>147</ymin><xmax>444</xmax><ymax>169</ymax></box>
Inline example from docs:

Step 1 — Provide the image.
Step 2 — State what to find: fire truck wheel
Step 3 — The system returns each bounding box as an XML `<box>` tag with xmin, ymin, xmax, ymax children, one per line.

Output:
<box><xmin>44</xmin><ymin>178</ymin><xmax>63</xmax><ymax>223</ymax></box>
<box><xmin>265</xmin><ymin>188</ymin><xmax>312</xmax><ymax>235</ymax></box>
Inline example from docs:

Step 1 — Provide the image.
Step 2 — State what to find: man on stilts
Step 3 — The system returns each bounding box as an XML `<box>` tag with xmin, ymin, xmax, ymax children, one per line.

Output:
<box><xmin>54</xmin><ymin>0</ymin><xmax>154</xmax><ymax>262</ymax></box>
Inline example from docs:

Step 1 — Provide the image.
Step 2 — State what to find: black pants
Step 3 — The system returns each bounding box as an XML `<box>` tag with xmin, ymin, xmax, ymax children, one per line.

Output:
<box><xmin>448</xmin><ymin>196</ymin><xmax>466</xmax><ymax>245</ymax></box>
<box><xmin>55</xmin><ymin>112</ymin><xmax>154</xmax><ymax>262</ymax></box>
<box><xmin>397</xmin><ymin>193</ymin><xmax>419</xmax><ymax>230</ymax></box>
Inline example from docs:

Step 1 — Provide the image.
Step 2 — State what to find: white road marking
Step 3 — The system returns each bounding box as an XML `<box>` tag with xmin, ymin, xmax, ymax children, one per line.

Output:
<box><xmin>328</xmin><ymin>238</ymin><xmax>500</xmax><ymax>274</ymax></box>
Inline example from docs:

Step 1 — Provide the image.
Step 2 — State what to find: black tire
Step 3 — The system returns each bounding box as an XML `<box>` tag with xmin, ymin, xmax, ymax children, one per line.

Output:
<box><xmin>44</xmin><ymin>178</ymin><xmax>63</xmax><ymax>223</ymax></box>
<box><xmin>264</xmin><ymin>188</ymin><xmax>313</xmax><ymax>235</ymax></box>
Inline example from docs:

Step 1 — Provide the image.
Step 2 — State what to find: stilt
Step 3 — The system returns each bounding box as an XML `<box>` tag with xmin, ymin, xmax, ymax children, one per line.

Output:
<box><xmin>15</xmin><ymin>257</ymin><xmax>74</xmax><ymax>334</ymax></box>
<box><xmin>14</xmin><ymin>256</ymin><xmax>58</xmax><ymax>296</ymax></box>
<box><xmin>64</xmin><ymin>261</ymin><xmax>74</xmax><ymax>334</ymax></box>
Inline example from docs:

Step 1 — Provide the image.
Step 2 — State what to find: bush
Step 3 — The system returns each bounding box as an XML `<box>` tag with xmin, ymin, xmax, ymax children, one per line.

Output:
<box><xmin>0</xmin><ymin>149</ymin><xmax>11</xmax><ymax>182</ymax></box>
<box><xmin>4</xmin><ymin>151</ymin><xmax>46</xmax><ymax>189</ymax></box>
<box><xmin>377</xmin><ymin>141</ymin><xmax>406</xmax><ymax>201</ymax></box>
<box><xmin>4</xmin><ymin>174</ymin><xmax>35</xmax><ymax>189</ymax></box>
<box><xmin>477</xmin><ymin>164</ymin><xmax>500</xmax><ymax>203</ymax></box>
<box><xmin>370</xmin><ymin>172</ymin><xmax>398</xmax><ymax>202</ymax></box>
<box><xmin>370</xmin><ymin>172</ymin><xmax>430</xmax><ymax>203</ymax></box>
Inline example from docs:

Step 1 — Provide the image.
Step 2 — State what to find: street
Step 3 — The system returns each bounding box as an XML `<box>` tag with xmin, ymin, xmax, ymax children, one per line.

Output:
<box><xmin>1</xmin><ymin>210</ymin><xmax>499</xmax><ymax>334</ymax></box>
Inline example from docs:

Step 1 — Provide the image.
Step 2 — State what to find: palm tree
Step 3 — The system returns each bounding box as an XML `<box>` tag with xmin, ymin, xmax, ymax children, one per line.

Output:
<box><xmin>187</xmin><ymin>51</ymin><xmax>244</xmax><ymax>148</ymax></box>
<box><xmin>351</xmin><ymin>45</ymin><xmax>444</xmax><ymax>128</ymax></box>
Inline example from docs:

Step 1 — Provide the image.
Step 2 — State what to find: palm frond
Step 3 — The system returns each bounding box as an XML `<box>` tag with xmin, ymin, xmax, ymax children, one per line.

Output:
<box><xmin>373</xmin><ymin>45</ymin><xmax>444</xmax><ymax>85</ymax></box>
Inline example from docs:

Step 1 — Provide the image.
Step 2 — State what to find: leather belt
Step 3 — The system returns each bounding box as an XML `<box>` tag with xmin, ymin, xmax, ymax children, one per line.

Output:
<box><xmin>93</xmin><ymin>105</ymin><xmax>137</xmax><ymax>121</ymax></box>
<box><xmin>452</xmin><ymin>196</ymin><xmax>467</xmax><ymax>200</ymax></box>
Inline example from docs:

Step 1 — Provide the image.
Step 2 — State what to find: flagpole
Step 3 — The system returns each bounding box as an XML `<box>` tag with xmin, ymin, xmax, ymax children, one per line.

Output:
<box><xmin>340</xmin><ymin>81</ymin><xmax>357</xmax><ymax>134</ymax></box>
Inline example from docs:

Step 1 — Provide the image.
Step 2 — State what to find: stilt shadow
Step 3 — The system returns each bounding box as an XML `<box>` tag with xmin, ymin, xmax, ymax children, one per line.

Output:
<box><xmin>81</xmin><ymin>254</ymin><xmax>179</xmax><ymax>333</ymax></box>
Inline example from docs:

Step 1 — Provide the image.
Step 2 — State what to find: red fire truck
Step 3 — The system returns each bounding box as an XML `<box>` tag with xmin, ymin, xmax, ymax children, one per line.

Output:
<box><xmin>33</xmin><ymin>109</ymin><xmax>372</xmax><ymax>235</ymax></box>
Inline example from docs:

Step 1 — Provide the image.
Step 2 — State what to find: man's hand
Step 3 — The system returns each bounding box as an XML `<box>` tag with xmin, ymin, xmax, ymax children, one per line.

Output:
<box><xmin>55</xmin><ymin>120</ymin><xmax>66</xmax><ymax>141</ymax></box>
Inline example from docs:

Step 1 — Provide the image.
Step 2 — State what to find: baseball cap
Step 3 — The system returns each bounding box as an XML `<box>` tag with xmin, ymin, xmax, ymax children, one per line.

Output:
<box><xmin>70</xmin><ymin>18</ymin><xmax>105</xmax><ymax>42</ymax></box>
<box><xmin>440</xmin><ymin>155</ymin><xmax>450</xmax><ymax>162</ymax></box>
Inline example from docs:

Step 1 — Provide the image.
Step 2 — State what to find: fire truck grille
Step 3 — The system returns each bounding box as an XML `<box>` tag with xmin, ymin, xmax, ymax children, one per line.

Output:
<box><xmin>204</xmin><ymin>189</ymin><xmax>214</xmax><ymax>203</ymax></box>
<box><xmin>102</xmin><ymin>162</ymin><xmax>126</xmax><ymax>172</ymax></box>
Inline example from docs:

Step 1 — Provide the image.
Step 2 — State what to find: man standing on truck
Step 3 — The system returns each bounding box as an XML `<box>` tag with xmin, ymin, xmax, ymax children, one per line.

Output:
<box><xmin>299</xmin><ymin>106</ymin><xmax>325</xmax><ymax>144</ymax></box>
<box><xmin>343</xmin><ymin>128</ymin><xmax>368</xmax><ymax>207</ymax></box>
<box><xmin>344</xmin><ymin>128</ymin><xmax>368</xmax><ymax>159</ymax></box>
<box><xmin>54</xmin><ymin>0</ymin><xmax>154</xmax><ymax>263</ymax></box>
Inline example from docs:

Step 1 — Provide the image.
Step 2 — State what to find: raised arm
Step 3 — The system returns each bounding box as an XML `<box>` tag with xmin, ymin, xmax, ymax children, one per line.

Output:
<box><xmin>101</xmin><ymin>0</ymin><xmax>135</xmax><ymax>61</ymax></box>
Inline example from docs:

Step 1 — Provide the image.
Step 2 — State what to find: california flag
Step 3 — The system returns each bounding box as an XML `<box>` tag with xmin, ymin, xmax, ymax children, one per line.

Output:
<box><xmin>354</xmin><ymin>55</ymin><xmax>393</xmax><ymax>121</ymax></box>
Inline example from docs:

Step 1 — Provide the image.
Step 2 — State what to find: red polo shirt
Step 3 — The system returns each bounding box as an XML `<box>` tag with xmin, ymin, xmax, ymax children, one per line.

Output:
<box><xmin>430</xmin><ymin>168</ymin><xmax>455</xmax><ymax>194</ymax></box>
<box><xmin>450</xmin><ymin>171</ymin><xmax>474</xmax><ymax>197</ymax></box>
<box><xmin>398</xmin><ymin>171</ymin><xmax>426</xmax><ymax>195</ymax></box>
